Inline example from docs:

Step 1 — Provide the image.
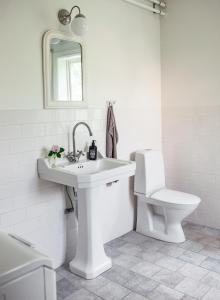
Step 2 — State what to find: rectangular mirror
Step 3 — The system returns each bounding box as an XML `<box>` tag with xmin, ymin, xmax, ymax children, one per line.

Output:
<box><xmin>43</xmin><ymin>30</ymin><xmax>86</xmax><ymax>109</ymax></box>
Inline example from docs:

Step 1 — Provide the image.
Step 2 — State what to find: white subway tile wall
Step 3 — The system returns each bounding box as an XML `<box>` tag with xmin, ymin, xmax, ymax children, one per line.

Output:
<box><xmin>163</xmin><ymin>106</ymin><xmax>220</xmax><ymax>229</ymax></box>
<box><xmin>0</xmin><ymin>108</ymin><xmax>105</xmax><ymax>267</ymax></box>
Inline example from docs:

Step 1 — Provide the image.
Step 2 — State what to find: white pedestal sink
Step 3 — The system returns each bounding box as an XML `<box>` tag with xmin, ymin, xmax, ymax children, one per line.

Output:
<box><xmin>38</xmin><ymin>157</ymin><xmax>136</xmax><ymax>279</ymax></box>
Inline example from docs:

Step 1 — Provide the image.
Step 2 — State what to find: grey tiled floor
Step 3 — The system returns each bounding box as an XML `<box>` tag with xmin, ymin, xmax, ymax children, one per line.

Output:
<box><xmin>56</xmin><ymin>223</ymin><xmax>220</xmax><ymax>300</ymax></box>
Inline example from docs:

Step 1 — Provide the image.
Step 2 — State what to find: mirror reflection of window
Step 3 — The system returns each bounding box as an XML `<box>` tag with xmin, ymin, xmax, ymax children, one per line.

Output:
<box><xmin>50</xmin><ymin>39</ymin><xmax>83</xmax><ymax>102</ymax></box>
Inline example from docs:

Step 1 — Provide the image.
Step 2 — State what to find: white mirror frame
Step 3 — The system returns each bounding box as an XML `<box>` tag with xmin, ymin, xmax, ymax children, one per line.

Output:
<box><xmin>43</xmin><ymin>30</ymin><xmax>87</xmax><ymax>109</ymax></box>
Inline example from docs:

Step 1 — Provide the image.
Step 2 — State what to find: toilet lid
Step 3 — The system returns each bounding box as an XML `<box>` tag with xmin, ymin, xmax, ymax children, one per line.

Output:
<box><xmin>151</xmin><ymin>189</ymin><xmax>201</xmax><ymax>205</ymax></box>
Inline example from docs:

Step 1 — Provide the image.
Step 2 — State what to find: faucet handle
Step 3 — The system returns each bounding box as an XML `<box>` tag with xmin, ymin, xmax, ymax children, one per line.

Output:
<box><xmin>66</xmin><ymin>152</ymin><xmax>76</xmax><ymax>162</ymax></box>
<box><xmin>75</xmin><ymin>150</ymin><xmax>85</xmax><ymax>162</ymax></box>
<box><xmin>77</xmin><ymin>150</ymin><xmax>85</xmax><ymax>156</ymax></box>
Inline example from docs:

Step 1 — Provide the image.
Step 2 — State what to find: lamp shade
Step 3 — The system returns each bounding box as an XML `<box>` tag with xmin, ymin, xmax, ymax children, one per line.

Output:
<box><xmin>71</xmin><ymin>14</ymin><xmax>88</xmax><ymax>36</ymax></box>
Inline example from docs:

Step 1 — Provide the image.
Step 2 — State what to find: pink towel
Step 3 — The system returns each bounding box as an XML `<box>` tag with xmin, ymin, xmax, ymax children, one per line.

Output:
<box><xmin>106</xmin><ymin>105</ymin><xmax>119</xmax><ymax>158</ymax></box>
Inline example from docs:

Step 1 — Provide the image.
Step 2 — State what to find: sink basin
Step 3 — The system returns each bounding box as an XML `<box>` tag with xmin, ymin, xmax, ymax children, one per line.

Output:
<box><xmin>62</xmin><ymin>159</ymin><xmax>125</xmax><ymax>174</ymax></box>
<box><xmin>37</xmin><ymin>157</ymin><xmax>136</xmax><ymax>279</ymax></box>
<box><xmin>38</xmin><ymin>157</ymin><xmax>135</xmax><ymax>188</ymax></box>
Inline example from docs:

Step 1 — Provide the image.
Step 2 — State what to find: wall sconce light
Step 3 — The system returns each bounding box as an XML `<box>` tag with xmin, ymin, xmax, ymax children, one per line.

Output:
<box><xmin>58</xmin><ymin>5</ymin><xmax>88</xmax><ymax>36</ymax></box>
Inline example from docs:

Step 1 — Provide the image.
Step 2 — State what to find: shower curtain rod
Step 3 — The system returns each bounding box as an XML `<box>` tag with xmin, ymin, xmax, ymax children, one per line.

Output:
<box><xmin>122</xmin><ymin>0</ymin><xmax>166</xmax><ymax>15</ymax></box>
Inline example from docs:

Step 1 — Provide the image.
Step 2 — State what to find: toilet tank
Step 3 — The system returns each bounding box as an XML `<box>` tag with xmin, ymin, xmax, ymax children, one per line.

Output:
<box><xmin>134</xmin><ymin>149</ymin><xmax>165</xmax><ymax>196</ymax></box>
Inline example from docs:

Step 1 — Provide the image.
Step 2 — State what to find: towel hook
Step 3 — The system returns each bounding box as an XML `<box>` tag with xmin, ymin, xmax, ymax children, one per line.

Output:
<box><xmin>107</xmin><ymin>100</ymin><xmax>116</xmax><ymax>107</ymax></box>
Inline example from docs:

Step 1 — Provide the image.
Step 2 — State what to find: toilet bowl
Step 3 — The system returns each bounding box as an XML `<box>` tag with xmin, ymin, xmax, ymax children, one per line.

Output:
<box><xmin>134</xmin><ymin>150</ymin><xmax>201</xmax><ymax>243</ymax></box>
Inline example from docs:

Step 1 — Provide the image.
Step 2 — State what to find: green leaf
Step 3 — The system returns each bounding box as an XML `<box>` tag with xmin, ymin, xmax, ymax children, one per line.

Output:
<box><xmin>48</xmin><ymin>151</ymin><xmax>53</xmax><ymax>157</ymax></box>
<box><xmin>57</xmin><ymin>153</ymin><xmax>61</xmax><ymax>158</ymax></box>
<box><xmin>60</xmin><ymin>147</ymin><xmax>65</xmax><ymax>153</ymax></box>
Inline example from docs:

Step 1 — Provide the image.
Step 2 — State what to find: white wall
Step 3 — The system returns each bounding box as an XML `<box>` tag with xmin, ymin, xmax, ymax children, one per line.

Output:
<box><xmin>161</xmin><ymin>0</ymin><xmax>220</xmax><ymax>229</ymax></box>
<box><xmin>0</xmin><ymin>0</ymin><xmax>161</xmax><ymax>267</ymax></box>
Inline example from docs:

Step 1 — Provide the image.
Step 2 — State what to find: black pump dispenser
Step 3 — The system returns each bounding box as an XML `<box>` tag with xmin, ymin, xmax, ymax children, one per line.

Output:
<box><xmin>88</xmin><ymin>140</ymin><xmax>97</xmax><ymax>160</ymax></box>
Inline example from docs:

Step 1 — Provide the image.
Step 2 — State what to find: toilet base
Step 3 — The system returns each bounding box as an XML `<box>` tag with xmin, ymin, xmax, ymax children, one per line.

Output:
<box><xmin>136</xmin><ymin>198</ymin><xmax>187</xmax><ymax>243</ymax></box>
<box><xmin>136</xmin><ymin>224</ymin><xmax>186</xmax><ymax>243</ymax></box>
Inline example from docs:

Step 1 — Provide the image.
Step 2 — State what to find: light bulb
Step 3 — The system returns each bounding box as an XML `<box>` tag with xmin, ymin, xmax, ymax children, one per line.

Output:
<box><xmin>71</xmin><ymin>14</ymin><xmax>88</xmax><ymax>36</ymax></box>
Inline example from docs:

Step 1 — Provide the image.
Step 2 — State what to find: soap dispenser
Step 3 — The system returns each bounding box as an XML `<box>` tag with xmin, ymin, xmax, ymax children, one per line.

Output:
<box><xmin>88</xmin><ymin>140</ymin><xmax>97</xmax><ymax>160</ymax></box>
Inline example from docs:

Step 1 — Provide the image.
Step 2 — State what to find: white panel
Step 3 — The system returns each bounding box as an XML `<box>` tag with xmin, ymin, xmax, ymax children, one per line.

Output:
<box><xmin>44</xmin><ymin>268</ymin><xmax>57</xmax><ymax>300</ymax></box>
<box><xmin>100</xmin><ymin>178</ymin><xmax>134</xmax><ymax>243</ymax></box>
<box><xmin>0</xmin><ymin>269</ymin><xmax>45</xmax><ymax>300</ymax></box>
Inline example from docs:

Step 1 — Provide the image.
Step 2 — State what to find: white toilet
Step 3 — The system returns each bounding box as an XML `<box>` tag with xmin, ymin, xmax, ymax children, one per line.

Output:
<box><xmin>134</xmin><ymin>150</ymin><xmax>201</xmax><ymax>243</ymax></box>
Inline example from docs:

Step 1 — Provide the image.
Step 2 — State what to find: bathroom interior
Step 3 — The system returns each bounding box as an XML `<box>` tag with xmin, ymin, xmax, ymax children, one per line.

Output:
<box><xmin>0</xmin><ymin>0</ymin><xmax>220</xmax><ymax>299</ymax></box>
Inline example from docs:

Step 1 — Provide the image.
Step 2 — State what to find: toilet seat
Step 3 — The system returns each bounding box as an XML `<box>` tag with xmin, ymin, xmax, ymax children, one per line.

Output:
<box><xmin>149</xmin><ymin>188</ymin><xmax>200</xmax><ymax>209</ymax></box>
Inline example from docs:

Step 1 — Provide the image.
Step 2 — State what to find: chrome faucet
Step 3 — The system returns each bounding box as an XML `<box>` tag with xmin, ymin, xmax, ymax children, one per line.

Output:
<box><xmin>66</xmin><ymin>122</ymin><xmax>93</xmax><ymax>162</ymax></box>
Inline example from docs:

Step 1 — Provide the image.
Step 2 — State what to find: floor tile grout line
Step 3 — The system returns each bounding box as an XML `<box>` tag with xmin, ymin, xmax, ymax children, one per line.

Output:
<box><xmin>83</xmin><ymin>278</ymin><xmax>131</xmax><ymax>300</ymax></box>
<box><xmin>201</xmin><ymin>287</ymin><xmax>213</xmax><ymax>300</ymax></box>
<box><xmin>119</xmin><ymin>235</ymin><xmax>207</xmax><ymax>258</ymax></box>
<box><xmin>83</xmin><ymin>287</ymin><xmax>106</xmax><ymax>300</ymax></box>
<box><xmin>102</xmin><ymin>262</ymin><xmax>181</xmax><ymax>298</ymax></box>
<box><xmin>132</xmin><ymin>245</ymin><xmax>220</xmax><ymax>283</ymax></box>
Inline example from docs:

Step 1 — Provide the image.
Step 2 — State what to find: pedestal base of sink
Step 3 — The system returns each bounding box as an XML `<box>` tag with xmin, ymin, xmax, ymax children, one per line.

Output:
<box><xmin>69</xmin><ymin>257</ymin><xmax>112</xmax><ymax>280</ymax></box>
<box><xmin>69</xmin><ymin>186</ymin><xmax>112</xmax><ymax>279</ymax></box>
